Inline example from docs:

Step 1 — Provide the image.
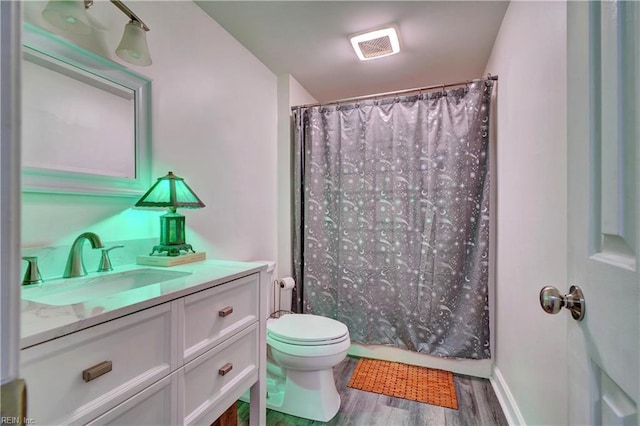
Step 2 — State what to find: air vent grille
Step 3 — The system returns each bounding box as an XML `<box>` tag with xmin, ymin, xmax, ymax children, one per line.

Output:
<box><xmin>349</xmin><ymin>26</ymin><xmax>400</xmax><ymax>61</ymax></box>
<box><xmin>358</xmin><ymin>36</ymin><xmax>394</xmax><ymax>59</ymax></box>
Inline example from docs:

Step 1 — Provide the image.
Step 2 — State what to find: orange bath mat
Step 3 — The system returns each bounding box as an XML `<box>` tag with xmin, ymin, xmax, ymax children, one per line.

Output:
<box><xmin>347</xmin><ymin>358</ymin><xmax>458</xmax><ymax>410</ymax></box>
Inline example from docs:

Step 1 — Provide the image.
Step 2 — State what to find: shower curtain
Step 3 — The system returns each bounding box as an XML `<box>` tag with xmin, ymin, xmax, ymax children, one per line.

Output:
<box><xmin>292</xmin><ymin>80</ymin><xmax>494</xmax><ymax>359</ymax></box>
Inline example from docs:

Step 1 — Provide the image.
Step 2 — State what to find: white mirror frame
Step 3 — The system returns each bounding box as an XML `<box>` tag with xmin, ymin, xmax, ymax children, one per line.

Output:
<box><xmin>21</xmin><ymin>22</ymin><xmax>152</xmax><ymax>197</ymax></box>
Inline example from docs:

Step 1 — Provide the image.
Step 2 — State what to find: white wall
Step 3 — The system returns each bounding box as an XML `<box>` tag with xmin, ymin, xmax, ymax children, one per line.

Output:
<box><xmin>271</xmin><ymin>73</ymin><xmax>316</xmax><ymax>314</ymax></box>
<box><xmin>275</xmin><ymin>74</ymin><xmax>316</xmax><ymax>281</ymax></box>
<box><xmin>484</xmin><ymin>2</ymin><xmax>568</xmax><ymax>425</ymax></box>
<box><xmin>288</xmin><ymin>75</ymin><xmax>317</xmax><ymax>107</ymax></box>
<box><xmin>22</xmin><ymin>2</ymin><xmax>277</xmax><ymax>268</ymax></box>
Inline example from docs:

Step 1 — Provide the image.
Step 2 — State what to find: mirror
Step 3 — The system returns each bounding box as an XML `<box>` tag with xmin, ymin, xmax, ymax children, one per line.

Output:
<box><xmin>21</xmin><ymin>22</ymin><xmax>152</xmax><ymax>197</ymax></box>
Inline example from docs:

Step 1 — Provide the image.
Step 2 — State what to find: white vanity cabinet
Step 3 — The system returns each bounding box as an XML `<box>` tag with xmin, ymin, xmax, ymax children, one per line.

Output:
<box><xmin>20</xmin><ymin>265</ymin><xmax>266</xmax><ymax>426</ymax></box>
<box><xmin>87</xmin><ymin>374</ymin><xmax>178</xmax><ymax>426</ymax></box>
<box><xmin>181</xmin><ymin>274</ymin><xmax>259</xmax><ymax>364</ymax></box>
<box><xmin>178</xmin><ymin>273</ymin><xmax>260</xmax><ymax>425</ymax></box>
<box><xmin>21</xmin><ymin>303</ymin><xmax>176</xmax><ymax>425</ymax></box>
<box><xmin>180</xmin><ymin>323</ymin><xmax>258</xmax><ymax>425</ymax></box>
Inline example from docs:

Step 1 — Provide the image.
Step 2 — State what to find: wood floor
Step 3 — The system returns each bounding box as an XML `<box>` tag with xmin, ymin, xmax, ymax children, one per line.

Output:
<box><xmin>237</xmin><ymin>356</ymin><xmax>508</xmax><ymax>426</ymax></box>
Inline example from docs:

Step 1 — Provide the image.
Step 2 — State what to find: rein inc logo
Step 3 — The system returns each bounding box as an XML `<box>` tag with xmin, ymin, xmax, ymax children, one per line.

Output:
<box><xmin>1</xmin><ymin>418</ymin><xmax>35</xmax><ymax>425</ymax></box>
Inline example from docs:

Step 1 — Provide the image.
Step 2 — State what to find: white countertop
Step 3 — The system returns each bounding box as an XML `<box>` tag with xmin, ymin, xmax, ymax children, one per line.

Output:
<box><xmin>21</xmin><ymin>259</ymin><xmax>268</xmax><ymax>349</ymax></box>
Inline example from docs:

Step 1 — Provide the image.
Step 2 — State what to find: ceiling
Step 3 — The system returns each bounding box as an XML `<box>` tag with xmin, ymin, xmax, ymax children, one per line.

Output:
<box><xmin>196</xmin><ymin>1</ymin><xmax>509</xmax><ymax>103</ymax></box>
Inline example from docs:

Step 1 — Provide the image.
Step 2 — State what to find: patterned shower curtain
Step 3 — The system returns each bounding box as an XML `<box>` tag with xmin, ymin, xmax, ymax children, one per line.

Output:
<box><xmin>292</xmin><ymin>80</ymin><xmax>494</xmax><ymax>359</ymax></box>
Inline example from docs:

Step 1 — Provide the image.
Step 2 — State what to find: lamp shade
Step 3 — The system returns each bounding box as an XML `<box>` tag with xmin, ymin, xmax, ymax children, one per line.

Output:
<box><xmin>116</xmin><ymin>20</ymin><xmax>152</xmax><ymax>66</ymax></box>
<box><xmin>135</xmin><ymin>171</ymin><xmax>205</xmax><ymax>209</ymax></box>
<box><xmin>42</xmin><ymin>0</ymin><xmax>92</xmax><ymax>35</ymax></box>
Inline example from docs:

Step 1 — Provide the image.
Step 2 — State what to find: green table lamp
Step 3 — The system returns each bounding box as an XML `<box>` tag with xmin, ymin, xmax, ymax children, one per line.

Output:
<box><xmin>135</xmin><ymin>171</ymin><xmax>205</xmax><ymax>256</ymax></box>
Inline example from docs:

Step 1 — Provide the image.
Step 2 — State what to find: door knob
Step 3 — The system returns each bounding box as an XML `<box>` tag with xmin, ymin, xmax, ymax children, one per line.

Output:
<box><xmin>539</xmin><ymin>285</ymin><xmax>585</xmax><ymax>321</ymax></box>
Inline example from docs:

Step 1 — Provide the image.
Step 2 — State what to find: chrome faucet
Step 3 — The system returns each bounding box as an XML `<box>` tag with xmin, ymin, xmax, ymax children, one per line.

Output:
<box><xmin>98</xmin><ymin>245</ymin><xmax>124</xmax><ymax>272</ymax></box>
<box><xmin>63</xmin><ymin>232</ymin><xmax>104</xmax><ymax>278</ymax></box>
<box><xmin>22</xmin><ymin>256</ymin><xmax>44</xmax><ymax>286</ymax></box>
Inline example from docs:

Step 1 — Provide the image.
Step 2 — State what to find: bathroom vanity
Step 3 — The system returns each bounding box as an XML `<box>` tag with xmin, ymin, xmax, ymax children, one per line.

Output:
<box><xmin>19</xmin><ymin>260</ymin><xmax>268</xmax><ymax>426</ymax></box>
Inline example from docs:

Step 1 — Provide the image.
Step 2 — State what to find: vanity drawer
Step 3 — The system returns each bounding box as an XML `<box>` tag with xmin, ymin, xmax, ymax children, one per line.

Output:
<box><xmin>87</xmin><ymin>373</ymin><xmax>178</xmax><ymax>426</ymax></box>
<box><xmin>181</xmin><ymin>322</ymin><xmax>259</xmax><ymax>425</ymax></box>
<box><xmin>182</xmin><ymin>273</ymin><xmax>259</xmax><ymax>363</ymax></box>
<box><xmin>21</xmin><ymin>303</ymin><xmax>175</xmax><ymax>425</ymax></box>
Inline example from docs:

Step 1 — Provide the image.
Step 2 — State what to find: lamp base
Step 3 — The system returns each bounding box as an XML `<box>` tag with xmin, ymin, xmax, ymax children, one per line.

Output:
<box><xmin>137</xmin><ymin>252</ymin><xmax>206</xmax><ymax>267</ymax></box>
<box><xmin>150</xmin><ymin>243</ymin><xmax>195</xmax><ymax>257</ymax></box>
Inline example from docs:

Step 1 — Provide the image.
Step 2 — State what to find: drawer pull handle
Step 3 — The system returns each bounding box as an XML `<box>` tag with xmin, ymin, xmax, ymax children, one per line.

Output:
<box><xmin>219</xmin><ymin>306</ymin><xmax>233</xmax><ymax>317</ymax></box>
<box><xmin>82</xmin><ymin>361</ymin><xmax>112</xmax><ymax>382</ymax></box>
<box><xmin>219</xmin><ymin>363</ymin><xmax>233</xmax><ymax>376</ymax></box>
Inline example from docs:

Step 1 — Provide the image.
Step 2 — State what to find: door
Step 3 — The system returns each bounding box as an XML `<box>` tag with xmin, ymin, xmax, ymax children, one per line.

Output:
<box><xmin>0</xmin><ymin>0</ymin><xmax>25</xmax><ymax>419</ymax></box>
<box><xmin>566</xmin><ymin>1</ymin><xmax>639</xmax><ymax>424</ymax></box>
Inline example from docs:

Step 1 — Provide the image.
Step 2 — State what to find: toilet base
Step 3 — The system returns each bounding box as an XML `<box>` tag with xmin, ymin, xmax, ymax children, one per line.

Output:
<box><xmin>265</xmin><ymin>363</ymin><xmax>341</xmax><ymax>422</ymax></box>
<box><xmin>238</xmin><ymin>362</ymin><xmax>341</xmax><ymax>422</ymax></box>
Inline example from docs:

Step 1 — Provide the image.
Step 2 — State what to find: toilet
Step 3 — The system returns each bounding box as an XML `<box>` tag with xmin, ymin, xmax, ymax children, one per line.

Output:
<box><xmin>265</xmin><ymin>313</ymin><xmax>350</xmax><ymax>422</ymax></box>
<box><xmin>257</xmin><ymin>261</ymin><xmax>351</xmax><ymax>422</ymax></box>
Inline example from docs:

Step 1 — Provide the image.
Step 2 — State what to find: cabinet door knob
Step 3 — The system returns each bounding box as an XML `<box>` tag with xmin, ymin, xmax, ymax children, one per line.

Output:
<box><xmin>82</xmin><ymin>361</ymin><xmax>112</xmax><ymax>382</ymax></box>
<box><xmin>218</xmin><ymin>363</ymin><xmax>233</xmax><ymax>376</ymax></box>
<box><xmin>218</xmin><ymin>306</ymin><xmax>233</xmax><ymax>317</ymax></box>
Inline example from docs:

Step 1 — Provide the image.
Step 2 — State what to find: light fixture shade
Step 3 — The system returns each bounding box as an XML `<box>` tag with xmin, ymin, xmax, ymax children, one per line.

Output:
<box><xmin>349</xmin><ymin>26</ymin><xmax>400</xmax><ymax>61</ymax></box>
<box><xmin>135</xmin><ymin>171</ymin><xmax>205</xmax><ymax>209</ymax></box>
<box><xmin>116</xmin><ymin>20</ymin><xmax>152</xmax><ymax>66</ymax></box>
<box><xmin>42</xmin><ymin>0</ymin><xmax>92</xmax><ymax>35</ymax></box>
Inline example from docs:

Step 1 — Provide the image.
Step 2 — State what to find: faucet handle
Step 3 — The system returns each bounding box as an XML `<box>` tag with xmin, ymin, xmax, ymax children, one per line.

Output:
<box><xmin>22</xmin><ymin>256</ymin><xmax>44</xmax><ymax>286</ymax></box>
<box><xmin>97</xmin><ymin>246</ymin><xmax>124</xmax><ymax>272</ymax></box>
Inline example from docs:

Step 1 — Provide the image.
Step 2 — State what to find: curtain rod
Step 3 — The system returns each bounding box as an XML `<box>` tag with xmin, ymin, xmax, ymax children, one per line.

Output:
<box><xmin>294</xmin><ymin>74</ymin><xmax>498</xmax><ymax>109</ymax></box>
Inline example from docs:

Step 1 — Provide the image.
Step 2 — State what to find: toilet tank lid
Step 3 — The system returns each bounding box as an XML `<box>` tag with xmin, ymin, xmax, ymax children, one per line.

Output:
<box><xmin>267</xmin><ymin>314</ymin><xmax>348</xmax><ymax>342</ymax></box>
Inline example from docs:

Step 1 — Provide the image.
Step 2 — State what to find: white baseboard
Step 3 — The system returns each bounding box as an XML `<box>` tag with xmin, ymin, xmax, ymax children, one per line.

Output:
<box><xmin>490</xmin><ymin>366</ymin><xmax>526</xmax><ymax>425</ymax></box>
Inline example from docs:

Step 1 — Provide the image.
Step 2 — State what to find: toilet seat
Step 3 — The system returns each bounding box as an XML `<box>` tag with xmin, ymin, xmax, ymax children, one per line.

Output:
<box><xmin>267</xmin><ymin>314</ymin><xmax>349</xmax><ymax>346</ymax></box>
<box><xmin>268</xmin><ymin>332</ymin><xmax>349</xmax><ymax>346</ymax></box>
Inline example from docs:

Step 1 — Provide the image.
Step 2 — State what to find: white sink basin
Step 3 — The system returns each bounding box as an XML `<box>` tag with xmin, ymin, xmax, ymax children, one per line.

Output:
<box><xmin>22</xmin><ymin>268</ymin><xmax>192</xmax><ymax>306</ymax></box>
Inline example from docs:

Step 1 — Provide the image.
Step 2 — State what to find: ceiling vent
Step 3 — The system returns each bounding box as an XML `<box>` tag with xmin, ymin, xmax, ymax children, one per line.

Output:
<box><xmin>350</xmin><ymin>26</ymin><xmax>400</xmax><ymax>61</ymax></box>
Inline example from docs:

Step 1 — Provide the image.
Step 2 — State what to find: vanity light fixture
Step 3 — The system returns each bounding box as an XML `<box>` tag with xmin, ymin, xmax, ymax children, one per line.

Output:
<box><xmin>42</xmin><ymin>0</ymin><xmax>93</xmax><ymax>35</ymax></box>
<box><xmin>116</xmin><ymin>20</ymin><xmax>152</xmax><ymax>66</ymax></box>
<box><xmin>349</xmin><ymin>25</ymin><xmax>400</xmax><ymax>61</ymax></box>
<box><xmin>135</xmin><ymin>172</ymin><xmax>205</xmax><ymax>256</ymax></box>
<box><xmin>41</xmin><ymin>0</ymin><xmax>153</xmax><ymax>66</ymax></box>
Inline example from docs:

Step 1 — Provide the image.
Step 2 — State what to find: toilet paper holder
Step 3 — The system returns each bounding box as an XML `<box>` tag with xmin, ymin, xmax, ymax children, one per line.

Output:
<box><xmin>271</xmin><ymin>277</ymin><xmax>295</xmax><ymax>318</ymax></box>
